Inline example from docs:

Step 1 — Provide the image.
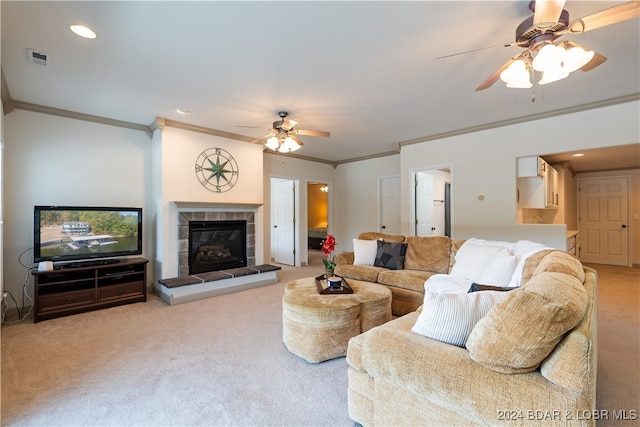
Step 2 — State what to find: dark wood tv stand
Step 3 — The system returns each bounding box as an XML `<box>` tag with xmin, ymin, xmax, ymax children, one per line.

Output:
<box><xmin>32</xmin><ymin>257</ymin><xmax>148</xmax><ymax>323</ymax></box>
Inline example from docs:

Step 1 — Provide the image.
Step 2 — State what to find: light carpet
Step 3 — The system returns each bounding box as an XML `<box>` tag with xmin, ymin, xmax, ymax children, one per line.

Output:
<box><xmin>1</xmin><ymin>254</ymin><xmax>638</xmax><ymax>426</ymax></box>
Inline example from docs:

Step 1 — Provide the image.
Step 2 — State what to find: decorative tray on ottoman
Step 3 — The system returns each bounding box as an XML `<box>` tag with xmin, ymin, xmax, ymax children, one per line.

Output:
<box><xmin>315</xmin><ymin>274</ymin><xmax>354</xmax><ymax>294</ymax></box>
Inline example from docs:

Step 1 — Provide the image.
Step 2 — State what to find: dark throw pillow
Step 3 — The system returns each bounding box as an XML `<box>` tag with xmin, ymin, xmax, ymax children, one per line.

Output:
<box><xmin>468</xmin><ymin>283</ymin><xmax>517</xmax><ymax>293</ymax></box>
<box><xmin>374</xmin><ymin>241</ymin><xmax>408</xmax><ymax>270</ymax></box>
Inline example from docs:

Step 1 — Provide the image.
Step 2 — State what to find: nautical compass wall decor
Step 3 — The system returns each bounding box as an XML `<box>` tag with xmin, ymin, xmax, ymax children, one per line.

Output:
<box><xmin>194</xmin><ymin>147</ymin><xmax>239</xmax><ymax>192</ymax></box>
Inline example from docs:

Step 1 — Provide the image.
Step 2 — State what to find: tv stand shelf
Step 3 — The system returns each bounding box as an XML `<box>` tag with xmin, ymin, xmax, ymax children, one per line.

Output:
<box><xmin>32</xmin><ymin>257</ymin><xmax>148</xmax><ymax>322</ymax></box>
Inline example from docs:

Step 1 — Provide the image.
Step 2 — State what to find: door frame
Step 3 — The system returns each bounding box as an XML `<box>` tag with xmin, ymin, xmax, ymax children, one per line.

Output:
<box><xmin>270</xmin><ymin>176</ymin><xmax>301</xmax><ymax>267</ymax></box>
<box><xmin>410</xmin><ymin>164</ymin><xmax>454</xmax><ymax>237</ymax></box>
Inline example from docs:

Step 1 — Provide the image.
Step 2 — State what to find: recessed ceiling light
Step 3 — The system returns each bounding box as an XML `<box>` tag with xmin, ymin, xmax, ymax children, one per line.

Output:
<box><xmin>176</xmin><ymin>108</ymin><xmax>190</xmax><ymax>115</ymax></box>
<box><xmin>572</xmin><ymin>153</ymin><xmax>585</xmax><ymax>157</ymax></box>
<box><xmin>70</xmin><ymin>24</ymin><xmax>97</xmax><ymax>39</ymax></box>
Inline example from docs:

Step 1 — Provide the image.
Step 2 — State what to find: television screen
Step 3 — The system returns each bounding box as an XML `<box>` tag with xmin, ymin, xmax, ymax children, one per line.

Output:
<box><xmin>34</xmin><ymin>206</ymin><xmax>142</xmax><ymax>264</ymax></box>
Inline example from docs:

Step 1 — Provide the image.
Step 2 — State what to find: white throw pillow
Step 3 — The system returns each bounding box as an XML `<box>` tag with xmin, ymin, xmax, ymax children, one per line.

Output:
<box><xmin>450</xmin><ymin>244</ymin><xmax>508</xmax><ymax>281</ymax></box>
<box><xmin>477</xmin><ymin>253</ymin><xmax>517</xmax><ymax>287</ymax></box>
<box><xmin>411</xmin><ymin>290</ymin><xmax>509</xmax><ymax>347</ymax></box>
<box><xmin>353</xmin><ymin>239</ymin><xmax>378</xmax><ymax>265</ymax></box>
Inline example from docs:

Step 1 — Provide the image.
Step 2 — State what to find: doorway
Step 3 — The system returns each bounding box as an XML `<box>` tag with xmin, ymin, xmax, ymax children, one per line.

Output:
<box><xmin>412</xmin><ymin>167</ymin><xmax>452</xmax><ymax>237</ymax></box>
<box><xmin>307</xmin><ymin>182</ymin><xmax>330</xmax><ymax>267</ymax></box>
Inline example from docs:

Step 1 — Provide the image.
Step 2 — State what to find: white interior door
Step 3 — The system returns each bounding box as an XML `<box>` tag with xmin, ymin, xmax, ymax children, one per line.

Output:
<box><xmin>272</xmin><ymin>178</ymin><xmax>296</xmax><ymax>266</ymax></box>
<box><xmin>379</xmin><ymin>176</ymin><xmax>400</xmax><ymax>234</ymax></box>
<box><xmin>578</xmin><ymin>176</ymin><xmax>629</xmax><ymax>266</ymax></box>
<box><xmin>415</xmin><ymin>171</ymin><xmax>434</xmax><ymax>236</ymax></box>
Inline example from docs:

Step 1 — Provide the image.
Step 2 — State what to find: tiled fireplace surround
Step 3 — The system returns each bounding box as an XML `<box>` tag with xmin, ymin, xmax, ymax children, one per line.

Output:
<box><xmin>177</xmin><ymin>210</ymin><xmax>256</xmax><ymax>277</ymax></box>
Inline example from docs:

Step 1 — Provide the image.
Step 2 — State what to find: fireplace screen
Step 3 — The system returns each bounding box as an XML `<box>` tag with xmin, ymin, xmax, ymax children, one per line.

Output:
<box><xmin>189</xmin><ymin>220</ymin><xmax>247</xmax><ymax>275</ymax></box>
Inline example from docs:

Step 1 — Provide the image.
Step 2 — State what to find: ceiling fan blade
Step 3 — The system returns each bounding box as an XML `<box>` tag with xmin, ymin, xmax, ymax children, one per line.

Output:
<box><xmin>568</xmin><ymin>0</ymin><xmax>640</xmax><ymax>34</ymax></box>
<box><xmin>281</xmin><ymin>118</ymin><xmax>297</xmax><ymax>130</ymax></box>
<box><xmin>580</xmin><ymin>51</ymin><xmax>608</xmax><ymax>72</ymax></box>
<box><xmin>249</xmin><ymin>135</ymin><xmax>270</xmax><ymax>144</ymax></box>
<box><xmin>533</xmin><ymin>0</ymin><xmax>567</xmax><ymax>26</ymax></box>
<box><xmin>475</xmin><ymin>56</ymin><xmax>519</xmax><ymax>91</ymax></box>
<box><xmin>295</xmin><ymin>129</ymin><xmax>331</xmax><ymax>138</ymax></box>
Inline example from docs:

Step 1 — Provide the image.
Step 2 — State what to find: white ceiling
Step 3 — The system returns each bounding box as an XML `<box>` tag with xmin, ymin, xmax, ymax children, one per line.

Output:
<box><xmin>2</xmin><ymin>1</ymin><xmax>639</xmax><ymax>168</ymax></box>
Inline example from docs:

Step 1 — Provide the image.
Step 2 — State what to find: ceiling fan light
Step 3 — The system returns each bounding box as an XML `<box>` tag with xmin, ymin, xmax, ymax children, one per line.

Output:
<box><xmin>283</xmin><ymin>136</ymin><xmax>301</xmax><ymax>152</ymax></box>
<box><xmin>500</xmin><ymin>60</ymin><xmax>531</xmax><ymax>87</ymax></box>
<box><xmin>506</xmin><ymin>80</ymin><xmax>533</xmax><ymax>89</ymax></box>
<box><xmin>563</xmin><ymin>46</ymin><xmax>595</xmax><ymax>73</ymax></box>
<box><xmin>532</xmin><ymin>43</ymin><xmax>566</xmax><ymax>72</ymax></box>
<box><xmin>539</xmin><ymin>67</ymin><xmax>570</xmax><ymax>85</ymax></box>
<box><xmin>265</xmin><ymin>136</ymin><xmax>279</xmax><ymax>151</ymax></box>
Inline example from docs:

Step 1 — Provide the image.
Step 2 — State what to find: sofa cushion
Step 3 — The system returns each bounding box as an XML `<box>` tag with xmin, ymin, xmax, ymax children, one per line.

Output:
<box><xmin>450</xmin><ymin>243</ymin><xmax>509</xmax><ymax>282</ymax></box>
<box><xmin>533</xmin><ymin>250</ymin><xmax>586</xmax><ymax>283</ymax></box>
<box><xmin>476</xmin><ymin>253</ymin><xmax>517</xmax><ymax>286</ymax></box>
<box><xmin>335</xmin><ymin>264</ymin><xmax>386</xmax><ymax>283</ymax></box>
<box><xmin>466</xmin><ymin>271</ymin><xmax>588</xmax><ymax>374</ymax></box>
<box><xmin>374</xmin><ymin>241</ymin><xmax>408</xmax><ymax>270</ymax></box>
<box><xmin>357</xmin><ymin>232</ymin><xmax>405</xmax><ymax>244</ymax></box>
<box><xmin>540</xmin><ymin>267</ymin><xmax>597</xmax><ymax>394</ymax></box>
<box><xmin>377</xmin><ymin>269</ymin><xmax>436</xmax><ymax>293</ymax></box>
<box><xmin>448</xmin><ymin>239</ymin><xmax>467</xmax><ymax>273</ymax></box>
<box><xmin>404</xmin><ymin>236</ymin><xmax>451</xmax><ymax>273</ymax></box>
<box><xmin>353</xmin><ymin>238</ymin><xmax>378</xmax><ymax>265</ymax></box>
<box><xmin>411</xmin><ymin>290</ymin><xmax>508</xmax><ymax>347</ymax></box>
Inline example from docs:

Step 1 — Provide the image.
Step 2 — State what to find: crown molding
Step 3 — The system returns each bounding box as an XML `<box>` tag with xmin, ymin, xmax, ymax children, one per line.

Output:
<box><xmin>1</xmin><ymin>70</ymin><xmax>16</xmax><ymax>115</ymax></box>
<box><xmin>397</xmin><ymin>93</ymin><xmax>640</xmax><ymax>148</ymax></box>
<box><xmin>9</xmin><ymin>100</ymin><xmax>151</xmax><ymax>134</ymax></box>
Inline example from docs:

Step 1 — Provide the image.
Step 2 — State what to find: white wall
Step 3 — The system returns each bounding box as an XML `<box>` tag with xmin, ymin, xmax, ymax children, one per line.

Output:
<box><xmin>398</xmin><ymin>101</ymin><xmax>639</xmax><ymax>250</ymax></box>
<box><xmin>3</xmin><ymin>110</ymin><xmax>153</xmax><ymax>300</ymax></box>
<box><xmin>333</xmin><ymin>155</ymin><xmax>401</xmax><ymax>252</ymax></box>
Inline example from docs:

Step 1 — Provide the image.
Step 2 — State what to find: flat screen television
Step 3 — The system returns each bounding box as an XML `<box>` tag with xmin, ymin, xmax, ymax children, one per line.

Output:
<box><xmin>34</xmin><ymin>205</ymin><xmax>143</xmax><ymax>264</ymax></box>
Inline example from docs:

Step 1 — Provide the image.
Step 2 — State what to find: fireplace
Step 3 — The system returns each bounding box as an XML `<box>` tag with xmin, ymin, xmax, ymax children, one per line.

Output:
<box><xmin>188</xmin><ymin>220</ymin><xmax>248</xmax><ymax>275</ymax></box>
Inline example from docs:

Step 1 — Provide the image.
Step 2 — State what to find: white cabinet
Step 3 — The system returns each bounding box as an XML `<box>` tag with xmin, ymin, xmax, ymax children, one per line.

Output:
<box><xmin>517</xmin><ymin>156</ymin><xmax>548</xmax><ymax>178</ymax></box>
<box><xmin>517</xmin><ymin>156</ymin><xmax>559</xmax><ymax>209</ymax></box>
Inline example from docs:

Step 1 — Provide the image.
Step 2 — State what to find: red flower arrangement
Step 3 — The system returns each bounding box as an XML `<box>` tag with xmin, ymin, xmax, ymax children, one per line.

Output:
<box><xmin>321</xmin><ymin>234</ymin><xmax>337</xmax><ymax>269</ymax></box>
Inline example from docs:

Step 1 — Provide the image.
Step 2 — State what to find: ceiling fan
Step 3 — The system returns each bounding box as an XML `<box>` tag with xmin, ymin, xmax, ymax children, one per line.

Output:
<box><xmin>476</xmin><ymin>0</ymin><xmax>640</xmax><ymax>91</ymax></box>
<box><xmin>250</xmin><ymin>111</ymin><xmax>330</xmax><ymax>153</ymax></box>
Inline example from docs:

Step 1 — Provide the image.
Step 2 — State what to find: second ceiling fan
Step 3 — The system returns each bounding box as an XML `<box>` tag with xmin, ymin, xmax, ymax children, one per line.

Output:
<box><xmin>476</xmin><ymin>0</ymin><xmax>640</xmax><ymax>91</ymax></box>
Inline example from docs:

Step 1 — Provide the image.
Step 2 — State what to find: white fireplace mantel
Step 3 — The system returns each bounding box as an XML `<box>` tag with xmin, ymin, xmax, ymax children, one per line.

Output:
<box><xmin>171</xmin><ymin>201</ymin><xmax>262</xmax><ymax>210</ymax></box>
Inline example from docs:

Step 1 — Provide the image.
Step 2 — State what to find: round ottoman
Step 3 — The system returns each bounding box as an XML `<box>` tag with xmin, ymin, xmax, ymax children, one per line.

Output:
<box><xmin>282</xmin><ymin>277</ymin><xmax>392</xmax><ymax>363</ymax></box>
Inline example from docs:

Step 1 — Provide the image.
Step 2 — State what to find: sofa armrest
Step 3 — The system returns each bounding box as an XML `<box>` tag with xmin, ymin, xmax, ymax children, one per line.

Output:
<box><xmin>335</xmin><ymin>252</ymin><xmax>354</xmax><ymax>265</ymax></box>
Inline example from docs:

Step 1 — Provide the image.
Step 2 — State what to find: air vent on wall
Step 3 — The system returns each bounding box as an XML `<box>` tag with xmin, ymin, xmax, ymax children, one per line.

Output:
<box><xmin>27</xmin><ymin>48</ymin><xmax>51</xmax><ymax>67</ymax></box>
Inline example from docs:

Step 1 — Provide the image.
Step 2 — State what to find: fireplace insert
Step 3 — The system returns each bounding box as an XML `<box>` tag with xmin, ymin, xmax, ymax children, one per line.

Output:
<box><xmin>188</xmin><ymin>220</ymin><xmax>247</xmax><ymax>275</ymax></box>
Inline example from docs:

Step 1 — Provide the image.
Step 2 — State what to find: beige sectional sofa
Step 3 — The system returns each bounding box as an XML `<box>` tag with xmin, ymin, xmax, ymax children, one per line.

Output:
<box><xmin>335</xmin><ymin>232</ymin><xmax>598</xmax><ymax>426</ymax></box>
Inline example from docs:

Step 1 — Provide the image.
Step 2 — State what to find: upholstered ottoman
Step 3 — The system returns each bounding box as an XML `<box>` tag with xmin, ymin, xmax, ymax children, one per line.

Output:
<box><xmin>282</xmin><ymin>277</ymin><xmax>392</xmax><ymax>363</ymax></box>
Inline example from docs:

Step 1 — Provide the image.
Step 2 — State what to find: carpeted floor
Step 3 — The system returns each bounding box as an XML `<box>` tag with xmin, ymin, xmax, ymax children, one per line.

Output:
<box><xmin>1</xmin><ymin>255</ymin><xmax>638</xmax><ymax>426</ymax></box>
